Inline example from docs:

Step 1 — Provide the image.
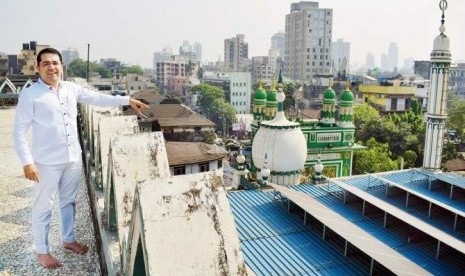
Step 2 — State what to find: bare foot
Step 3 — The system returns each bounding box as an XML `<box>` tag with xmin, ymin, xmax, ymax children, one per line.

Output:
<box><xmin>37</xmin><ymin>253</ymin><xmax>62</xmax><ymax>269</ymax></box>
<box><xmin>63</xmin><ymin>241</ymin><xmax>89</xmax><ymax>254</ymax></box>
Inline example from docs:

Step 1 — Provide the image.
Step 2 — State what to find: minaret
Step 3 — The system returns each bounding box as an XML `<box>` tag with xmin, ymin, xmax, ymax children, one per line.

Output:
<box><xmin>321</xmin><ymin>78</ymin><xmax>336</xmax><ymax>126</ymax></box>
<box><xmin>252</xmin><ymin>76</ymin><xmax>267</xmax><ymax>122</ymax></box>
<box><xmin>339</xmin><ymin>80</ymin><xmax>355</xmax><ymax>128</ymax></box>
<box><xmin>423</xmin><ymin>0</ymin><xmax>451</xmax><ymax>170</ymax></box>
<box><xmin>265</xmin><ymin>77</ymin><xmax>278</xmax><ymax>120</ymax></box>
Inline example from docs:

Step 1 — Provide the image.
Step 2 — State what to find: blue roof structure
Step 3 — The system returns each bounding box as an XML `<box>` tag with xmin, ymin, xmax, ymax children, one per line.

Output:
<box><xmin>227</xmin><ymin>169</ymin><xmax>465</xmax><ymax>275</ymax></box>
<box><xmin>228</xmin><ymin>191</ymin><xmax>366</xmax><ymax>275</ymax></box>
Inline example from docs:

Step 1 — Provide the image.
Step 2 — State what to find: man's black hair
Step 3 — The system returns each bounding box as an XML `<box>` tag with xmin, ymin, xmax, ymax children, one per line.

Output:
<box><xmin>36</xmin><ymin>48</ymin><xmax>63</xmax><ymax>64</ymax></box>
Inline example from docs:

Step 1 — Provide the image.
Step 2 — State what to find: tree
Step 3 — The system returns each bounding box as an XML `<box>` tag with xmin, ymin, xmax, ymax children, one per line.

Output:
<box><xmin>353</xmin><ymin>138</ymin><xmax>398</xmax><ymax>174</ymax></box>
<box><xmin>446</xmin><ymin>99</ymin><xmax>465</xmax><ymax>142</ymax></box>
<box><xmin>353</xmin><ymin>104</ymin><xmax>380</xmax><ymax>141</ymax></box>
<box><xmin>402</xmin><ymin>150</ymin><xmax>417</xmax><ymax>169</ymax></box>
<box><xmin>121</xmin><ymin>65</ymin><xmax>143</xmax><ymax>76</ymax></box>
<box><xmin>192</xmin><ymin>84</ymin><xmax>237</xmax><ymax>134</ymax></box>
<box><xmin>67</xmin><ymin>58</ymin><xmax>112</xmax><ymax>78</ymax></box>
<box><xmin>67</xmin><ymin>59</ymin><xmax>88</xmax><ymax>78</ymax></box>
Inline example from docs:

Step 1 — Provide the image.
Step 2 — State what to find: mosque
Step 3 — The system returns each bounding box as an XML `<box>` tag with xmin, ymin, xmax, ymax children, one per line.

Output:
<box><xmin>250</xmin><ymin>73</ymin><xmax>364</xmax><ymax>179</ymax></box>
<box><xmin>78</xmin><ymin>1</ymin><xmax>465</xmax><ymax>275</ymax></box>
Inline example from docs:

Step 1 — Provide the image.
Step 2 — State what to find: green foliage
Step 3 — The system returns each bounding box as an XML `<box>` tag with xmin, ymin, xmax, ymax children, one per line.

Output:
<box><xmin>197</xmin><ymin>67</ymin><xmax>204</xmax><ymax>79</ymax></box>
<box><xmin>353</xmin><ymin>138</ymin><xmax>398</xmax><ymax>174</ymax></box>
<box><xmin>402</xmin><ymin>150</ymin><xmax>417</xmax><ymax>169</ymax></box>
<box><xmin>353</xmin><ymin>101</ymin><xmax>426</xmax><ymax>168</ymax></box>
<box><xmin>120</xmin><ymin>65</ymin><xmax>143</xmax><ymax>76</ymax></box>
<box><xmin>442</xmin><ymin>141</ymin><xmax>459</xmax><ymax>169</ymax></box>
<box><xmin>283</xmin><ymin>82</ymin><xmax>296</xmax><ymax>110</ymax></box>
<box><xmin>446</xmin><ymin>99</ymin><xmax>465</xmax><ymax>142</ymax></box>
<box><xmin>192</xmin><ymin>84</ymin><xmax>237</xmax><ymax>133</ymax></box>
<box><xmin>354</xmin><ymin>104</ymin><xmax>380</xmax><ymax>141</ymax></box>
<box><xmin>67</xmin><ymin>59</ymin><xmax>88</xmax><ymax>78</ymax></box>
<box><xmin>67</xmin><ymin>58</ymin><xmax>112</xmax><ymax>78</ymax></box>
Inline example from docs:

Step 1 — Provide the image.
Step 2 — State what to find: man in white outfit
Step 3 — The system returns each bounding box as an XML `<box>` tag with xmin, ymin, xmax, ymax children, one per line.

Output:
<box><xmin>13</xmin><ymin>48</ymin><xmax>148</xmax><ymax>269</ymax></box>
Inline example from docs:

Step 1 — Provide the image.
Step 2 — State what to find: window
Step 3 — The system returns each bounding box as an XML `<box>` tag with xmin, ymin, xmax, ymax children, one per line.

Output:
<box><xmin>173</xmin><ymin>166</ymin><xmax>186</xmax><ymax>175</ymax></box>
<box><xmin>199</xmin><ymin>162</ymin><xmax>209</xmax><ymax>172</ymax></box>
<box><xmin>217</xmin><ymin>159</ymin><xmax>223</xmax><ymax>168</ymax></box>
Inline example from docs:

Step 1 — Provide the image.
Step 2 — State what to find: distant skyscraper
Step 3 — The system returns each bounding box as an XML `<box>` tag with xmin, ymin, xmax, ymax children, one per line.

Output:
<box><xmin>179</xmin><ymin>41</ymin><xmax>201</xmax><ymax>62</ymax></box>
<box><xmin>331</xmin><ymin>38</ymin><xmax>350</xmax><ymax>76</ymax></box>
<box><xmin>380</xmin><ymin>54</ymin><xmax>389</xmax><ymax>71</ymax></box>
<box><xmin>366</xmin><ymin>53</ymin><xmax>375</xmax><ymax>68</ymax></box>
<box><xmin>61</xmin><ymin>48</ymin><xmax>79</xmax><ymax>66</ymax></box>
<box><xmin>402</xmin><ymin>57</ymin><xmax>414</xmax><ymax>73</ymax></box>
<box><xmin>193</xmin><ymin>42</ymin><xmax>202</xmax><ymax>63</ymax></box>
<box><xmin>224</xmin><ymin>34</ymin><xmax>249</xmax><ymax>71</ymax></box>
<box><xmin>388</xmin><ymin>42</ymin><xmax>399</xmax><ymax>71</ymax></box>
<box><xmin>284</xmin><ymin>1</ymin><xmax>333</xmax><ymax>81</ymax></box>
<box><xmin>271</xmin><ymin>31</ymin><xmax>285</xmax><ymax>57</ymax></box>
<box><xmin>153</xmin><ymin>46</ymin><xmax>172</xmax><ymax>70</ymax></box>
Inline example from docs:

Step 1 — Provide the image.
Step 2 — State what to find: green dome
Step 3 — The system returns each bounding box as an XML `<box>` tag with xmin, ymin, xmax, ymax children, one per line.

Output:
<box><xmin>323</xmin><ymin>87</ymin><xmax>336</xmax><ymax>104</ymax></box>
<box><xmin>254</xmin><ymin>85</ymin><xmax>267</xmax><ymax>101</ymax></box>
<box><xmin>340</xmin><ymin>88</ymin><xmax>354</xmax><ymax>107</ymax></box>
<box><xmin>266</xmin><ymin>90</ymin><xmax>277</xmax><ymax>102</ymax></box>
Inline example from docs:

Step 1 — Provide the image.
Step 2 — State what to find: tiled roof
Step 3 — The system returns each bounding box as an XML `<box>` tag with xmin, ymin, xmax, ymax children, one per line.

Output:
<box><xmin>124</xmin><ymin>104</ymin><xmax>215</xmax><ymax>128</ymax></box>
<box><xmin>444</xmin><ymin>158</ymin><xmax>465</xmax><ymax>171</ymax></box>
<box><xmin>166</xmin><ymin>142</ymin><xmax>227</xmax><ymax>166</ymax></box>
<box><xmin>131</xmin><ymin>91</ymin><xmax>166</xmax><ymax>103</ymax></box>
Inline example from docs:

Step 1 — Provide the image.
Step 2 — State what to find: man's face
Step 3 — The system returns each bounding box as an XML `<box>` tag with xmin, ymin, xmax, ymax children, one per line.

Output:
<box><xmin>37</xmin><ymin>53</ymin><xmax>62</xmax><ymax>86</ymax></box>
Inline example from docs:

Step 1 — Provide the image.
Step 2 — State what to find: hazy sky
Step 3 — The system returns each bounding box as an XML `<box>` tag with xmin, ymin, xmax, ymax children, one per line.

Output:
<box><xmin>1</xmin><ymin>0</ymin><xmax>464</xmax><ymax>69</ymax></box>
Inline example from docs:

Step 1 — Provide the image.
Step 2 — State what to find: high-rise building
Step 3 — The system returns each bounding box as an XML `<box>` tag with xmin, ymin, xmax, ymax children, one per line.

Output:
<box><xmin>224</xmin><ymin>34</ymin><xmax>249</xmax><ymax>71</ymax></box>
<box><xmin>388</xmin><ymin>42</ymin><xmax>399</xmax><ymax>71</ymax></box>
<box><xmin>380</xmin><ymin>54</ymin><xmax>389</xmax><ymax>71</ymax></box>
<box><xmin>153</xmin><ymin>46</ymin><xmax>173</xmax><ymax>70</ymax></box>
<box><xmin>366</xmin><ymin>52</ymin><xmax>375</xmax><ymax>69</ymax></box>
<box><xmin>251</xmin><ymin>56</ymin><xmax>273</xmax><ymax>84</ymax></box>
<box><xmin>284</xmin><ymin>1</ymin><xmax>333</xmax><ymax>81</ymax></box>
<box><xmin>193</xmin><ymin>42</ymin><xmax>202</xmax><ymax>63</ymax></box>
<box><xmin>61</xmin><ymin>48</ymin><xmax>79</xmax><ymax>66</ymax></box>
<box><xmin>179</xmin><ymin>41</ymin><xmax>201</xmax><ymax>62</ymax></box>
<box><xmin>331</xmin><ymin>38</ymin><xmax>350</xmax><ymax>76</ymax></box>
<box><xmin>271</xmin><ymin>31</ymin><xmax>285</xmax><ymax>57</ymax></box>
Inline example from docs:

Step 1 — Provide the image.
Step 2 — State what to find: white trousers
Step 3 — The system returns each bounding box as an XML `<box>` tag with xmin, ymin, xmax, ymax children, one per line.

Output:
<box><xmin>33</xmin><ymin>159</ymin><xmax>82</xmax><ymax>254</ymax></box>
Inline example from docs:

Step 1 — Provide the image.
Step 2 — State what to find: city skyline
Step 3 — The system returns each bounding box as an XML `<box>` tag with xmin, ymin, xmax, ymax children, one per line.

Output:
<box><xmin>1</xmin><ymin>0</ymin><xmax>464</xmax><ymax>69</ymax></box>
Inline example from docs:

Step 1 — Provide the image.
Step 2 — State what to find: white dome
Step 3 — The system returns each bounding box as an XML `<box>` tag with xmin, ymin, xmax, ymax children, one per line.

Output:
<box><xmin>252</xmin><ymin>120</ymin><xmax>307</xmax><ymax>179</ymax></box>
<box><xmin>431</xmin><ymin>25</ymin><xmax>451</xmax><ymax>62</ymax></box>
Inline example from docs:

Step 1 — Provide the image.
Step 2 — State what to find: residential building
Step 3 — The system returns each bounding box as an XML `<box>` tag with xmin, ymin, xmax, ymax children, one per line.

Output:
<box><xmin>229</xmin><ymin>72</ymin><xmax>252</xmax><ymax>114</ymax></box>
<box><xmin>359</xmin><ymin>77</ymin><xmax>416</xmax><ymax>113</ymax></box>
<box><xmin>284</xmin><ymin>1</ymin><xmax>333</xmax><ymax>81</ymax></box>
<box><xmin>414</xmin><ymin>60</ymin><xmax>431</xmax><ymax>79</ymax></box>
<box><xmin>156</xmin><ymin>57</ymin><xmax>188</xmax><ymax>95</ymax></box>
<box><xmin>19</xmin><ymin>41</ymin><xmax>49</xmax><ymax>75</ymax></box>
<box><xmin>224</xmin><ymin>34</ymin><xmax>248</xmax><ymax>71</ymax></box>
<box><xmin>331</xmin><ymin>38</ymin><xmax>350</xmax><ymax>76</ymax></box>
<box><xmin>166</xmin><ymin>142</ymin><xmax>227</xmax><ymax>175</ymax></box>
<box><xmin>61</xmin><ymin>47</ymin><xmax>79</xmax><ymax>66</ymax></box>
<box><xmin>449</xmin><ymin>63</ymin><xmax>465</xmax><ymax>98</ymax></box>
<box><xmin>100</xmin><ymin>58</ymin><xmax>122</xmax><ymax>75</ymax></box>
<box><xmin>202</xmin><ymin>72</ymin><xmax>251</xmax><ymax>115</ymax></box>
<box><xmin>251</xmin><ymin>56</ymin><xmax>273</xmax><ymax>84</ymax></box>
